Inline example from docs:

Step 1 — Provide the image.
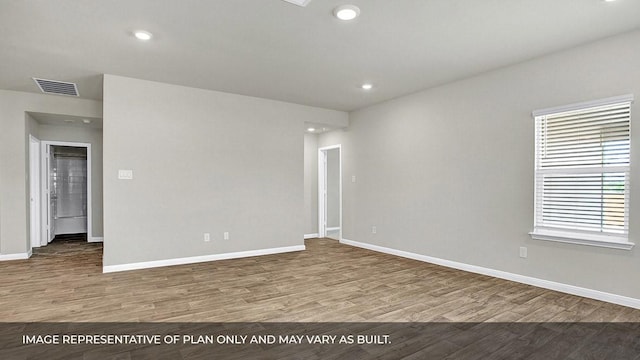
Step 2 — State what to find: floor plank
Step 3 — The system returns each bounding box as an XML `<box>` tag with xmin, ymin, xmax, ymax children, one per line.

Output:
<box><xmin>0</xmin><ymin>237</ymin><xmax>638</xmax><ymax>322</ymax></box>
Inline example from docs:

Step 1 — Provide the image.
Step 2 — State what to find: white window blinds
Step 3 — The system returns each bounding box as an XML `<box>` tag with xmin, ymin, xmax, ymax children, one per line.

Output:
<box><xmin>533</xmin><ymin>98</ymin><xmax>632</xmax><ymax>240</ymax></box>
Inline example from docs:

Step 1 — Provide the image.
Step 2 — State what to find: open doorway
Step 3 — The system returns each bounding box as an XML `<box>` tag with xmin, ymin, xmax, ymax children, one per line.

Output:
<box><xmin>318</xmin><ymin>145</ymin><xmax>342</xmax><ymax>240</ymax></box>
<box><xmin>38</xmin><ymin>141</ymin><xmax>92</xmax><ymax>246</ymax></box>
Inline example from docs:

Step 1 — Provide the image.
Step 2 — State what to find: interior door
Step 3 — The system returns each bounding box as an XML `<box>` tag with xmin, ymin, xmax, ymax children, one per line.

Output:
<box><xmin>325</xmin><ymin>148</ymin><xmax>341</xmax><ymax>240</ymax></box>
<box><xmin>45</xmin><ymin>144</ymin><xmax>57</xmax><ymax>243</ymax></box>
<box><xmin>318</xmin><ymin>146</ymin><xmax>342</xmax><ymax>240</ymax></box>
<box><xmin>318</xmin><ymin>150</ymin><xmax>327</xmax><ymax>238</ymax></box>
<box><xmin>29</xmin><ymin>136</ymin><xmax>41</xmax><ymax>248</ymax></box>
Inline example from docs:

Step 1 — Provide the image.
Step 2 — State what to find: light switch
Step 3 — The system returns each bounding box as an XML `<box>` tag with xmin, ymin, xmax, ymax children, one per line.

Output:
<box><xmin>118</xmin><ymin>170</ymin><xmax>133</xmax><ymax>180</ymax></box>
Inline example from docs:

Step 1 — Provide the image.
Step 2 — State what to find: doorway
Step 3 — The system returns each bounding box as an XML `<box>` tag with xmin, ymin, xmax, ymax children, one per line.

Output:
<box><xmin>318</xmin><ymin>145</ymin><xmax>342</xmax><ymax>240</ymax></box>
<box><xmin>37</xmin><ymin>141</ymin><xmax>92</xmax><ymax>246</ymax></box>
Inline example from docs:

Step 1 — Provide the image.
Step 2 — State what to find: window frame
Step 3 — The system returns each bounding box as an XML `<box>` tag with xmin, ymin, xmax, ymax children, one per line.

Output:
<box><xmin>529</xmin><ymin>95</ymin><xmax>635</xmax><ymax>250</ymax></box>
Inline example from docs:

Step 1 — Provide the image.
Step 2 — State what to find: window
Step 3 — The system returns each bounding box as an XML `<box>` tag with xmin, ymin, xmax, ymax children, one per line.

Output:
<box><xmin>530</xmin><ymin>95</ymin><xmax>634</xmax><ymax>250</ymax></box>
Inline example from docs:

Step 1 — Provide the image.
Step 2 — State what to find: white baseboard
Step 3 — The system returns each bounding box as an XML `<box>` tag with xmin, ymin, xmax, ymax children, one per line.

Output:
<box><xmin>88</xmin><ymin>237</ymin><xmax>104</xmax><ymax>243</ymax></box>
<box><xmin>0</xmin><ymin>252</ymin><xmax>31</xmax><ymax>261</ymax></box>
<box><xmin>103</xmin><ymin>245</ymin><xmax>306</xmax><ymax>273</ymax></box>
<box><xmin>304</xmin><ymin>233</ymin><xmax>319</xmax><ymax>239</ymax></box>
<box><xmin>341</xmin><ymin>238</ymin><xmax>640</xmax><ymax>310</ymax></box>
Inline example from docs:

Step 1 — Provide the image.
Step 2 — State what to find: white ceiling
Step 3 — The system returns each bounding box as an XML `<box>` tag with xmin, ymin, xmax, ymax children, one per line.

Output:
<box><xmin>1</xmin><ymin>0</ymin><xmax>639</xmax><ymax>111</ymax></box>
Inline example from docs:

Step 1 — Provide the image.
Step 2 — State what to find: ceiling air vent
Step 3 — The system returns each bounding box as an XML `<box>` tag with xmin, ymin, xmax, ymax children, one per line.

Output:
<box><xmin>33</xmin><ymin>78</ymin><xmax>79</xmax><ymax>97</ymax></box>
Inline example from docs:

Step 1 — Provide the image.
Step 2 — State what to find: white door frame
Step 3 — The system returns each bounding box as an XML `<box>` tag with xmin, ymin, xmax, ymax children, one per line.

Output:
<box><xmin>318</xmin><ymin>145</ymin><xmax>342</xmax><ymax>239</ymax></box>
<box><xmin>29</xmin><ymin>135</ymin><xmax>41</xmax><ymax>248</ymax></box>
<box><xmin>40</xmin><ymin>140</ymin><xmax>93</xmax><ymax>244</ymax></box>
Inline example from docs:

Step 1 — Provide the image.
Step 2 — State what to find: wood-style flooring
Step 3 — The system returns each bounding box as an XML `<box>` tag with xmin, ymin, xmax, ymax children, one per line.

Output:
<box><xmin>1</xmin><ymin>238</ymin><xmax>639</xmax><ymax>322</ymax></box>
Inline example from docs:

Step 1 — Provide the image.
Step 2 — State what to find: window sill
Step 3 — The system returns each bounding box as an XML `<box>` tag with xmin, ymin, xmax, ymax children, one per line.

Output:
<box><xmin>529</xmin><ymin>229</ymin><xmax>634</xmax><ymax>250</ymax></box>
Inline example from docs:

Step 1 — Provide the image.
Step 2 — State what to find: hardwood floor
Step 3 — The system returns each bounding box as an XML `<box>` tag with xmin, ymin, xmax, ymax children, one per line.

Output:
<box><xmin>1</xmin><ymin>238</ymin><xmax>639</xmax><ymax>322</ymax></box>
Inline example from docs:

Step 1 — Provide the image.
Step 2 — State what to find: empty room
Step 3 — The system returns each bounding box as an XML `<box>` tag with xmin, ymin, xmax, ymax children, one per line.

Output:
<box><xmin>1</xmin><ymin>0</ymin><xmax>639</xmax><ymax>358</ymax></box>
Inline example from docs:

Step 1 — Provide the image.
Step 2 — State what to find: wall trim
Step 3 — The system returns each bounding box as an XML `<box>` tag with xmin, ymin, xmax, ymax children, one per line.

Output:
<box><xmin>0</xmin><ymin>252</ymin><xmax>31</xmax><ymax>261</ymax></box>
<box><xmin>532</xmin><ymin>94</ymin><xmax>634</xmax><ymax>117</ymax></box>
<box><xmin>103</xmin><ymin>245</ymin><xmax>306</xmax><ymax>273</ymax></box>
<box><xmin>304</xmin><ymin>233</ymin><xmax>319</xmax><ymax>239</ymax></box>
<box><xmin>89</xmin><ymin>237</ymin><xmax>104</xmax><ymax>243</ymax></box>
<box><xmin>340</xmin><ymin>238</ymin><xmax>640</xmax><ymax>310</ymax></box>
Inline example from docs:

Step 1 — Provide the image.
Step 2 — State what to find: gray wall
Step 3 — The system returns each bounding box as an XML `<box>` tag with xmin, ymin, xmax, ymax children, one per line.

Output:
<box><xmin>102</xmin><ymin>75</ymin><xmax>347</xmax><ymax>266</ymax></box>
<box><xmin>36</xmin><ymin>124</ymin><xmax>104</xmax><ymax>238</ymax></box>
<box><xmin>26</xmin><ymin>113</ymin><xmax>40</xmax><ymax>139</ymax></box>
<box><xmin>319</xmin><ymin>30</ymin><xmax>640</xmax><ymax>299</ymax></box>
<box><xmin>0</xmin><ymin>89</ymin><xmax>102</xmax><ymax>255</ymax></box>
<box><xmin>303</xmin><ymin>133</ymin><xmax>318</xmax><ymax>235</ymax></box>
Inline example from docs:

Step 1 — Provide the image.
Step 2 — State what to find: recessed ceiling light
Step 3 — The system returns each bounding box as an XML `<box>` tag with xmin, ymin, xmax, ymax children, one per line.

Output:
<box><xmin>134</xmin><ymin>30</ymin><xmax>152</xmax><ymax>41</ymax></box>
<box><xmin>307</xmin><ymin>127</ymin><xmax>316</xmax><ymax>132</ymax></box>
<box><xmin>603</xmin><ymin>0</ymin><xmax>616</xmax><ymax>2</ymax></box>
<box><xmin>361</xmin><ymin>83</ymin><xmax>373</xmax><ymax>90</ymax></box>
<box><xmin>333</xmin><ymin>5</ymin><xmax>360</xmax><ymax>21</ymax></box>
<box><xmin>82</xmin><ymin>119</ymin><xmax>91</xmax><ymax>124</ymax></box>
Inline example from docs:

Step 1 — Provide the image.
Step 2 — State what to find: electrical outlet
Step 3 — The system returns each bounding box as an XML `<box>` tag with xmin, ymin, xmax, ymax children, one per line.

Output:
<box><xmin>204</xmin><ymin>233</ymin><xmax>210</xmax><ymax>242</ymax></box>
<box><xmin>372</xmin><ymin>226</ymin><xmax>377</xmax><ymax>234</ymax></box>
<box><xmin>224</xmin><ymin>232</ymin><xmax>229</xmax><ymax>240</ymax></box>
<box><xmin>519</xmin><ymin>247</ymin><xmax>527</xmax><ymax>258</ymax></box>
<box><xmin>352</xmin><ymin>175</ymin><xmax>356</xmax><ymax>183</ymax></box>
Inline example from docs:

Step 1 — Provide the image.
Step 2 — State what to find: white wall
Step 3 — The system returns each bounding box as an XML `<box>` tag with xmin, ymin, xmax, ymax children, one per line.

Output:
<box><xmin>102</xmin><ymin>75</ymin><xmax>347</xmax><ymax>266</ymax></box>
<box><xmin>320</xmin><ymin>30</ymin><xmax>640</xmax><ymax>300</ymax></box>
<box><xmin>303</xmin><ymin>133</ymin><xmax>318</xmax><ymax>235</ymax></box>
<box><xmin>0</xmin><ymin>89</ymin><xmax>102</xmax><ymax>255</ymax></box>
